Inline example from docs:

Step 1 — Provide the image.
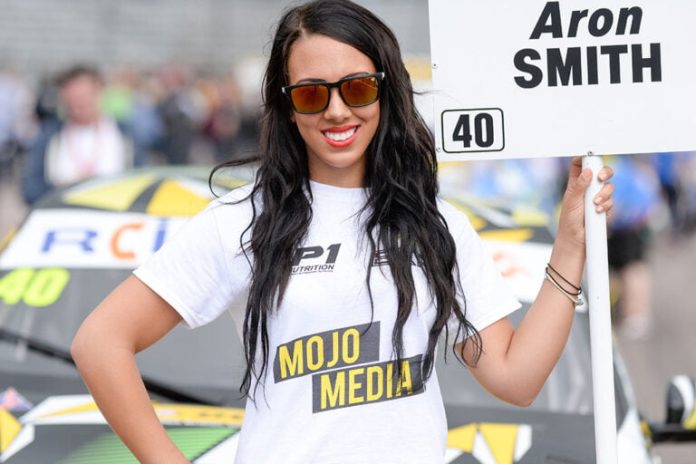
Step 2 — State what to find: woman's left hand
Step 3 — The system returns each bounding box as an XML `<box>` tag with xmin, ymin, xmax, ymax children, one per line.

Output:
<box><xmin>556</xmin><ymin>156</ymin><xmax>615</xmax><ymax>252</ymax></box>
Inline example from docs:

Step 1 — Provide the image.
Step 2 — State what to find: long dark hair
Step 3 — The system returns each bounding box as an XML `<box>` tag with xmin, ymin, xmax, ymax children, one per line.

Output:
<box><xmin>211</xmin><ymin>0</ymin><xmax>482</xmax><ymax>398</ymax></box>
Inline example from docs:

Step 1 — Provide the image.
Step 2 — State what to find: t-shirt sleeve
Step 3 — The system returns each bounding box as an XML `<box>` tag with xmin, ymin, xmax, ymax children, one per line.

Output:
<box><xmin>133</xmin><ymin>201</ymin><xmax>245</xmax><ymax>329</ymax></box>
<box><xmin>447</xmin><ymin>213</ymin><xmax>521</xmax><ymax>344</ymax></box>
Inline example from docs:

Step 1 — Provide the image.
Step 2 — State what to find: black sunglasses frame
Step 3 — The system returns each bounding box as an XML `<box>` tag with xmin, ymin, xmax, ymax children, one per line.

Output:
<box><xmin>282</xmin><ymin>72</ymin><xmax>386</xmax><ymax>114</ymax></box>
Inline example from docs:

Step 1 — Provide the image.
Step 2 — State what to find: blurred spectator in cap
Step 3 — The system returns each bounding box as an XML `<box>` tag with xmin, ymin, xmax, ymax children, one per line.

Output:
<box><xmin>21</xmin><ymin>65</ymin><xmax>146</xmax><ymax>205</ymax></box>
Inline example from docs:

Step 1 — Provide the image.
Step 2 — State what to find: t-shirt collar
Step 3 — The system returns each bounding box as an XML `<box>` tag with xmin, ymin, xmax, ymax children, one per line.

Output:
<box><xmin>308</xmin><ymin>179</ymin><xmax>368</xmax><ymax>204</ymax></box>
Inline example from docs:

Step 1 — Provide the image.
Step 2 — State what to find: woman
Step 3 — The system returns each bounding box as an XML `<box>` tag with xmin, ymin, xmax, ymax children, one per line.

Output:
<box><xmin>71</xmin><ymin>1</ymin><xmax>614</xmax><ymax>463</ymax></box>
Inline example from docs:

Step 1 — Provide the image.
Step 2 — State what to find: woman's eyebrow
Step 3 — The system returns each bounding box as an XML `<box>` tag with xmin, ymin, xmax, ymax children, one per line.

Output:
<box><xmin>295</xmin><ymin>78</ymin><xmax>327</xmax><ymax>84</ymax></box>
<box><xmin>294</xmin><ymin>72</ymin><xmax>373</xmax><ymax>85</ymax></box>
<box><xmin>341</xmin><ymin>71</ymin><xmax>372</xmax><ymax>79</ymax></box>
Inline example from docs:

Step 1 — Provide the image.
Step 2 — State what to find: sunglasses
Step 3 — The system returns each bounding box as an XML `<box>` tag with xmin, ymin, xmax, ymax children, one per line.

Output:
<box><xmin>282</xmin><ymin>72</ymin><xmax>385</xmax><ymax>114</ymax></box>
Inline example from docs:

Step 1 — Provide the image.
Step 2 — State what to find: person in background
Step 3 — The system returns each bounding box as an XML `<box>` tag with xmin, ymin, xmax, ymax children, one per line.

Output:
<box><xmin>202</xmin><ymin>73</ymin><xmax>243</xmax><ymax>161</ymax></box>
<box><xmin>126</xmin><ymin>71</ymin><xmax>165</xmax><ymax>160</ymax></box>
<box><xmin>102</xmin><ymin>67</ymin><xmax>164</xmax><ymax>162</ymax></box>
<box><xmin>21</xmin><ymin>65</ymin><xmax>145</xmax><ymax>205</ymax></box>
<box><xmin>677</xmin><ymin>152</ymin><xmax>696</xmax><ymax>232</ymax></box>
<box><xmin>155</xmin><ymin>65</ymin><xmax>200</xmax><ymax>165</ymax></box>
<box><xmin>0</xmin><ymin>66</ymin><xmax>36</xmax><ymax>176</ymax></box>
<box><xmin>657</xmin><ymin>151</ymin><xmax>696</xmax><ymax>236</ymax></box>
<box><xmin>33</xmin><ymin>76</ymin><xmax>60</xmax><ymax>125</ymax></box>
<box><xmin>607</xmin><ymin>154</ymin><xmax>661</xmax><ymax>340</ymax></box>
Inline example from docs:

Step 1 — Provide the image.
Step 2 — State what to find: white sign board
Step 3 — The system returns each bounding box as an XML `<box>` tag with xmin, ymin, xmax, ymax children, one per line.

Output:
<box><xmin>429</xmin><ymin>0</ymin><xmax>696</xmax><ymax>160</ymax></box>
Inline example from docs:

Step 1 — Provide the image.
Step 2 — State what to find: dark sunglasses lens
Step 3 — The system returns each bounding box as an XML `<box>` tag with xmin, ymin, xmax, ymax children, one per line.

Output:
<box><xmin>341</xmin><ymin>76</ymin><xmax>379</xmax><ymax>106</ymax></box>
<box><xmin>290</xmin><ymin>85</ymin><xmax>329</xmax><ymax>113</ymax></box>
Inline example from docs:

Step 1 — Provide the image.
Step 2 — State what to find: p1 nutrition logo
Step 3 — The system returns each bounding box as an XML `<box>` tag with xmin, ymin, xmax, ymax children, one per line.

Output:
<box><xmin>292</xmin><ymin>243</ymin><xmax>341</xmax><ymax>275</ymax></box>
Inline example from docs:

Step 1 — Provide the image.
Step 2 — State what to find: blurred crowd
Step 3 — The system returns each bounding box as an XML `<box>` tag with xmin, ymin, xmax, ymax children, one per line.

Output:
<box><xmin>442</xmin><ymin>153</ymin><xmax>696</xmax><ymax>340</ymax></box>
<box><xmin>0</xmin><ymin>63</ymin><xmax>261</xmax><ymax>203</ymax></box>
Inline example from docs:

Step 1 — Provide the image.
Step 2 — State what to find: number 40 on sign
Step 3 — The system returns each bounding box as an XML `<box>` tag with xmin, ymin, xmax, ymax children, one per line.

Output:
<box><xmin>441</xmin><ymin>108</ymin><xmax>505</xmax><ymax>154</ymax></box>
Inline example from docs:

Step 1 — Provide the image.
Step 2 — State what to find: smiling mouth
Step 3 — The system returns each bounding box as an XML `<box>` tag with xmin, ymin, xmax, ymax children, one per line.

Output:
<box><xmin>322</xmin><ymin>126</ymin><xmax>359</xmax><ymax>146</ymax></box>
<box><xmin>324</xmin><ymin>127</ymin><xmax>357</xmax><ymax>141</ymax></box>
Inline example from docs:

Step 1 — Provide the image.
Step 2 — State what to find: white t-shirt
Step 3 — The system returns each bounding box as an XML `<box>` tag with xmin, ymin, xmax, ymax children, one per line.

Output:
<box><xmin>134</xmin><ymin>180</ymin><xmax>520</xmax><ymax>464</ymax></box>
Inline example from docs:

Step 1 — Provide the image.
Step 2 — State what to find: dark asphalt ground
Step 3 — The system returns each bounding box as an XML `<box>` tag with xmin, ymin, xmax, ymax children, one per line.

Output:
<box><xmin>2</xmin><ymin>173</ymin><xmax>695</xmax><ymax>462</ymax></box>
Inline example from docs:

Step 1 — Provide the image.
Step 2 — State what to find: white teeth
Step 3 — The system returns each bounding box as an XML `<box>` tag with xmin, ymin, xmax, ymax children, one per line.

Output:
<box><xmin>324</xmin><ymin>127</ymin><xmax>357</xmax><ymax>141</ymax></box>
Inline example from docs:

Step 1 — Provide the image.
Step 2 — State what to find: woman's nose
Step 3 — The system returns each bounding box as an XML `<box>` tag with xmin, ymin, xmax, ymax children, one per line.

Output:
<box><xmin>323</xmin><ymin>87</ymin><xmax>351</xmax><ymax>121</ymax></box>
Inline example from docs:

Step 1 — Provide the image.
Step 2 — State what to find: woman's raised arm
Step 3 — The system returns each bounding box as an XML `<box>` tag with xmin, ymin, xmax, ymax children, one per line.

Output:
<box><xmin>460</xmin><ymin>158</ymin><xmax>615</xmax><ymax>407</ymax></box>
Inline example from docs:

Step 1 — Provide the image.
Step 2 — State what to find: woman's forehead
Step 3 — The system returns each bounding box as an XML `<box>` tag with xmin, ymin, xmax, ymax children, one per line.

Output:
<box><xmin>286</xmin><ymin>33</ymin><xmax>376</xmax><ymax>84</ymax></box>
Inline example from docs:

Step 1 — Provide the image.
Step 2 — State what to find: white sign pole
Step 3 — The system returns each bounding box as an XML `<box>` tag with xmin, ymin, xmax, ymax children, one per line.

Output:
<box><xmin>583</xmin><ymin>152</ymin><xmax>617</xmax><ymax>464</ymax></box>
